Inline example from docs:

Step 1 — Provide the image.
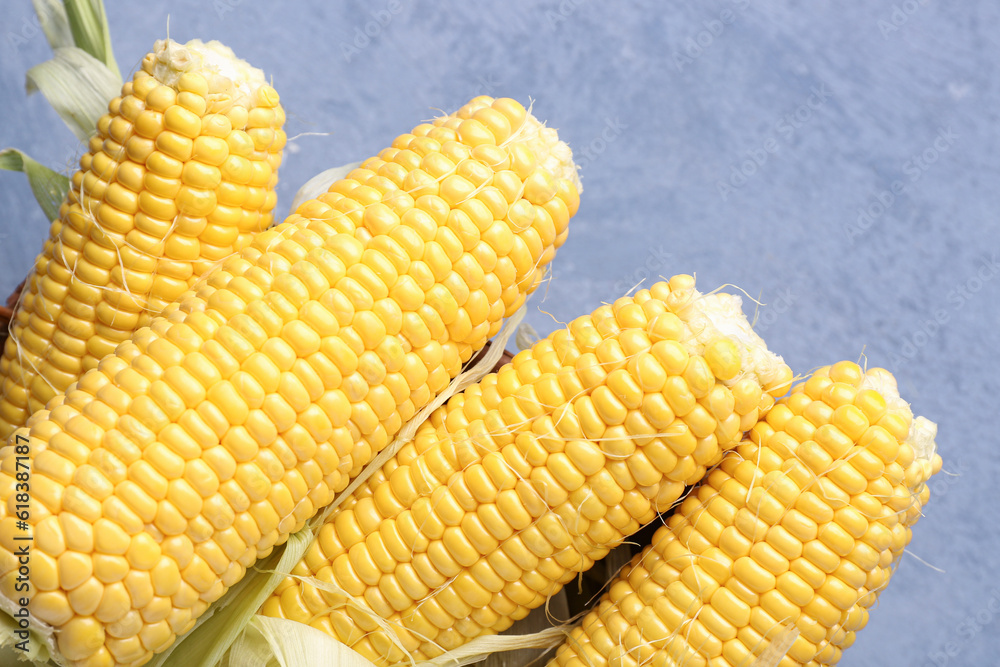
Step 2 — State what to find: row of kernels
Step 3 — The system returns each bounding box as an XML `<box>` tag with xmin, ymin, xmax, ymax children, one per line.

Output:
<box><xmin>0</xmin><ymin>63</ymin><xmax>286</xmax><ymax>438</ymax></box>
<box><xmin>549</xmin><ymin>363</ymin><xmax>936</xmax><ymax>666</ymax></box>
<box><xmin>0</xmin><ymin>95</ymin><xmax>580</xmax><ymax>667</ymax></box>
<box><xmin>263</xmin><ymin>281</ymin><xmax>787</xmax><ymax>666</ymax></box>
<box><xmin>3</xmin><ymin>227</ymin><xmax>440</xmax><ymax>665</ymax></box>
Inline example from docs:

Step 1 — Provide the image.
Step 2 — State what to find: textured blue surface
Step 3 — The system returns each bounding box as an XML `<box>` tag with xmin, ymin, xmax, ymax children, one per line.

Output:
<box><xmin>0</xmin><ymin>1</ymin><xmax>997</xmax><ymax>664</ymax></box>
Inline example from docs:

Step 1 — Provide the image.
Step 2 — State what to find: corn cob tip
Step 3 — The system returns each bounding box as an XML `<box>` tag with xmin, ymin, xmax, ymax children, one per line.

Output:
<box><xmin>547</xmin><ymin>361</ymin><xmax>941</xmax><ymax>667</ymax></box>
<box><xmin>149</xmin><ymin>38</ymin><xmax>270</xmax><ymax>107</ymax></box>
<box><xmin>288</xmin><ymin>99</ymin><xmax>583</xmax><ymax>215</ymax></box>
<box><xmin>259</xmin><ymin>276</ymin><xmax>796</xmax><ymax>665</ymax></box>
<box><xmin>0</xmin><ymin>91</ymin><xmax>580</xmax><ymax>666</ymax></box>
<box><xmin>858</xmin><ymin>366</ymin><xmax>907</xmax><ymax>413</ymax></box>
<box><xmin>681</xmin><ymin>288</ymin><xmax>792</xmax><ymax>396</ymax></box>
<box><xmin>516</xmin><ymin>109</ymin><xmax>582</xmax><ymax>194</ymax></box>
<box><xmin>0</xmin><ymin>35</ymin><xmax>287</xmax><ymax>438</ymax></box>
<box><xmin>910</xmin><ymin>415</ymin><xmax>941</xmax><ymax>472</ymax></box>
<box><xmin>860</xmin><ymin>367</ymin><xmax>940</xmax><ymax>466</ymax></box>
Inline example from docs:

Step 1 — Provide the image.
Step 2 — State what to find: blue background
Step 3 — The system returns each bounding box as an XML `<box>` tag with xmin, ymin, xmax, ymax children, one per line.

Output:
<box><xmin>1</xmin><ymin>1</ymin><xmax>996</xmax><ymax>665</ymax></box>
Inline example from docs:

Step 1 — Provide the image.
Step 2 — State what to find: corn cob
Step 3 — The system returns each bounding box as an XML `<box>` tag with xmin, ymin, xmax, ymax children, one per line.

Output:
<box><xmin>0</xmin><ymin>95</ymin><xmax>580</xmax><ymax>667</ymax></box>
<box><xmin>261</xmin><ymin>276</ymin><xmax>792</xmax><ymax>666</ymax></box>
<box><xmin>0</xmin><ymin>38</ymin><xmax>287</xmax><ymax>439</ymax></box>
<box><xmin>550</xmin><ymin>362</ymin><xmax>941</xmax><ymax>667</ymax></box>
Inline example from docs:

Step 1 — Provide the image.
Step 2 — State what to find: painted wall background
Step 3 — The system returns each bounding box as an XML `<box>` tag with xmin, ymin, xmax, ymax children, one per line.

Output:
<box><xmin>0</xmin><ymin>2</ymin><xmax>995</xmax><ymax>664</ymax></box>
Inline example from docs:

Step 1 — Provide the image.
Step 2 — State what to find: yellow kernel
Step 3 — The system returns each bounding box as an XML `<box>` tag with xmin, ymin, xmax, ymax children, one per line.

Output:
<box><xmin>523</xmin><ymin>170</ymin><xmax>556</xmax><ymax>205</ymax></box>
<box><xmin>126</xmin><ymin>532</ymin><xmax>161</xmax><ymax>570</ymax></box>
<box><xmin>731</xmin><ymin>378</ymin><xmax>763</xmax><ymax>417</ymax></box>
<box><xmin>832</xmin><ymin>404</ymin><xmax>870</xmax><ymax>442</ymax></box>
<box><xmin>854</xmin><ymin>389</ymin><xmax>888</xmax><ymax>424</ymax></box>
<box><xmin>652</xmin><ymin>340</ymin><xmax>688</xmax><ymax>376</ymax></box>
<box><xmin>58</xmin><ymin>551</ymin><xmax>94</xmax><ymax>591</ymax></box>
<box><xmin>705</xmin><ymin>338</ymin><xmax>741</xmax><ymax>381</ymax></box>
<box><xmin>733</xmin><ymin>555</ymin><xmax>776</xmax><ymax>593</ymax></box>
<box><xmin>663</xmin><ymin>376</ymin><xmax>696</xmax><ymax>417</ymax></box>
<box><xmin>472</xmin><ymin>107</ymin><xmax>512</xmax><ymax>143</ymax></box>
<box><xmin>458</xmin><ymin>118</ymin><xmax>495</xmax><ymax>147</ymax></box>
<box><xmin>591</xmin><ymin>385</ymin><xmax>627</xmax><ymax>426</ymax></box>
<box><xmin>164</xmin><ymin>104</ymin><xmax>202</xmax><ymax>139</ymax></box>
<box><xmin>606</xmin><ymin>369</ymin><xmax>643</xmax><ymax>410</ymax></box>
<box><xmin>145</xmin><ymin>84</ymin><xmax>177</xmax><ymax>111</ymax></box>
<box><xmin>803</xmin><ymin>539</ymin><xmax>844</xmax><ymax>573</ymax></box>
<box><xmin>814</xmin><ymin>423</ymin><xmax>854</xmax><ymax>459</ymax></box>
<box><xmin>827</xmin><ymin>460</ymin><xmax>868</xmax><ymax>496</ymax></box>
<box><xmin>829</xmin><ymin>361</ymin><xmax>863</xmax><ymax>385</ymax></box>
<box><xmin>57</xmin><ymin>616</ymin><xmax>106</xmax><ymax>661</ymax></box>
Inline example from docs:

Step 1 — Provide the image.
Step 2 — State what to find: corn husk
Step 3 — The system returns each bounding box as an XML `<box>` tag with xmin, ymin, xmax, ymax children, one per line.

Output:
<box><xmin>0</xmin><ymin>607</ymin><xmax>55</xmax><ymax>665</ymax></box>
<box><xmin>59</xmin><ymin>0</ymin><xmax>120</xmax><ymax>81</ymax></box>
<box><xmin>224</xmin><ymin>617</ymin><xmax>378</xmax><ymax>667</ymax></box>
<box><xmin>6</xmin><ymin>0</ymin><xmax>121</xmax><ymax>221</ymax></box>
<box><xmin>226</xmin><ymin>618</ymin><xmax>571</xmax><ymax>667</ymax></box>
<box><xmin>30</xmin><ymin>0</ymin><xmax>73</xmax><ymax>53</ymax></box>
<box><xmin>146</xmin><ymin>530</ymin><xmax>315</xmax><ymax>667</ymax></box>
<box><xmin>25</xmin><ymin>46</ymin><xmax>121</xmax><ymax>143</ymax></box>
<box><xmin>0</xmin><ymin>149</ymin><xmax>68</xmax><ymax>223</ymax></box>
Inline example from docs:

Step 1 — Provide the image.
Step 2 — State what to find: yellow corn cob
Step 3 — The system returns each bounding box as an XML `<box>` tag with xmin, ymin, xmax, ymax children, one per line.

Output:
<box><xmin>550</xmin><ymin>362</ymin><xmax>941</xmax><ymax>667</ymax></box>
<box><xmin>261</xmin><ymin>276</ymin><xmax>792</xmax><ymax>666</ymax></box>
<box><xmin>0</xmin><ymin>95</ymin><xmax>580</xmax><ymax>667</ymax></box>
<box><xmin>0</xmin><ymin>38</ymin><xmax>287</xmax><ymax>438</ymax></box>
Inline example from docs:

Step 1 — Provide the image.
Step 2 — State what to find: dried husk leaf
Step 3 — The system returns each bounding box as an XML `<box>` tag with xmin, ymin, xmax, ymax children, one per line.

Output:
<box><xmin>25</xmin><ymin>46</ymin><xmax>120</xmax><ymax>142</ymax></box>
<box><xmin>226</xmin><ymin>617</ymin><xmax>378</xmax><ymax>667</ymax></box>
<box><xmin>30</xmin><ymin>0</ymin><xmax>73</xmax><ymax>52</ymax></box>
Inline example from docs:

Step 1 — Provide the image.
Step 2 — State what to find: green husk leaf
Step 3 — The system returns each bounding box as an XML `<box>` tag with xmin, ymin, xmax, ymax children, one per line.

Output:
<box><xmin>0</xmin><ymin>148</ymin><xmax>69</xmax><ymax>222</ymax></box>
<box><xmin>25</xmin><ymin>46</ymin><xmax>121</xmax><ymax>142</ymax></box>
<box><xmin>0</xmin><ymin>601</ymin><xmax>56</xmax><ymax>666</ymax></box>
<box><xmin>218</xmin><ymin>620</ymin><xmax>276</xmax><ymax>667</ymax></box>
<box><xmin>31</xmin><ymin>0</ymin><xmax>73</xmax><ymax>52</ymax></box>
<box><xmin>61</xmin><ymin>0</ymin><xmax>120</xmax><ymax>81</ymax></box>
<box><xmin>225</xmin><ymin>616</ymin><xmax>567</xmax><ymax>667</ymax></box>
<box><xmin>416</xmin><ymin>626</ymin><xmax>569</xmax><ymax>667</ymax></box>
<box><xmin>147</xmin><ymin>530</ymin><xmax>314</xmax><ymax>667</ymax></box>
<box><xmin>227</xmin><ymin>617</ymin><xmax>378</xmax><ymax>667</ymax></box>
